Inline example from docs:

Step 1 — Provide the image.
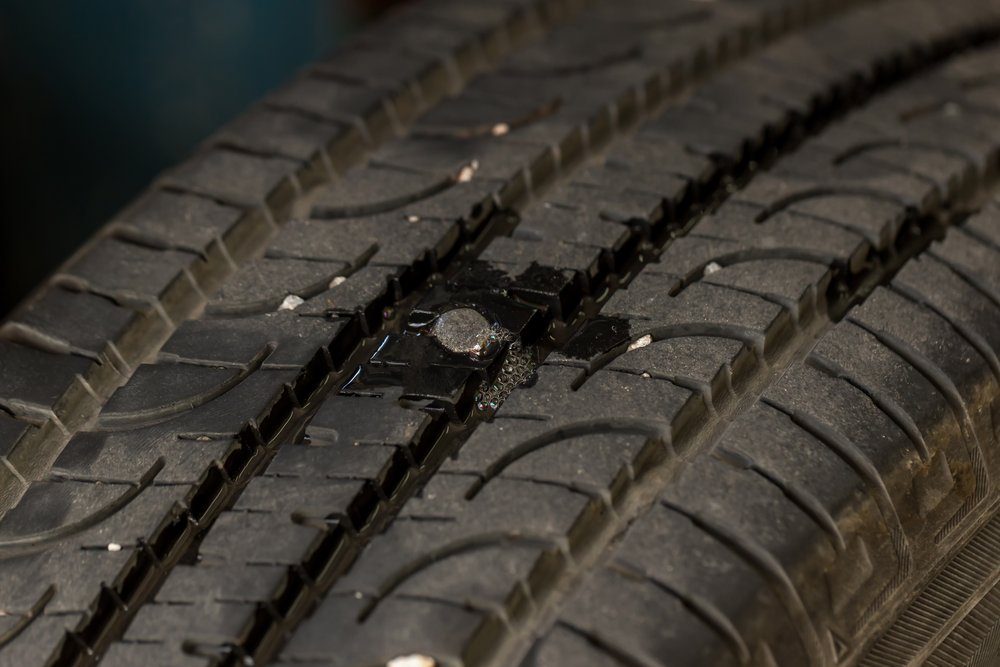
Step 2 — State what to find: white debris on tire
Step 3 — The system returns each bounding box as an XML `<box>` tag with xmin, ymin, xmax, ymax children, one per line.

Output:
<box><xmin>456</xmin><ymin>159</ymin><xmax>479</xmax><ymax>182</ymax></box>
<box><xmin>627</xmin><ymin>334</ymin><xmax>653</xmax><ymax>352</ymax></box>
<box><xmin>278</xmin><ymin>294</ymin><xmax>305</xmax><ymax>311</ymax></box>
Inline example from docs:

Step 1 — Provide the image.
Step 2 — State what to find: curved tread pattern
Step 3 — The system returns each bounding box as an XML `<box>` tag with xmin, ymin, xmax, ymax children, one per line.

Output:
<box><xmin>6</xmin><ymin>1</ymin><xmax>1000</xmax><ymax>666</ymax></box>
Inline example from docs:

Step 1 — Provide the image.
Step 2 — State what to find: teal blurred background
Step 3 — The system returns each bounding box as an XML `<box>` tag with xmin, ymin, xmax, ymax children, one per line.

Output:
<box><xmin>0</xmin><ymin>1</ymin><xmax>397</xmax><ymax>316</ymax></box>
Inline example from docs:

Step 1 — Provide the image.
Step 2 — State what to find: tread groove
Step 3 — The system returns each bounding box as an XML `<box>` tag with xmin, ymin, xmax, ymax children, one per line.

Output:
<box><xmin>845</xmin><ymin>316</ymin><xmax>991</xmax><ymax>541</ymax></box>
<box><xmin>661</xmin><ymin>498</ymin><xmax>828</xmax><ymax>665</ymax></box>
<box><xmin>12</xmin><ymin>3</ymin><xmax>1000</xmax><ymax>667</ymax></box>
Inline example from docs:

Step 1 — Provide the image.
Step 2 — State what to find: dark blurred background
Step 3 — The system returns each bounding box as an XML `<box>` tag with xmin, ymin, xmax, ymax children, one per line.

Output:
<box><xmin>0</xmin><ymin>0</ymin><xmax>403</xmax><ymax>318</ymax></box>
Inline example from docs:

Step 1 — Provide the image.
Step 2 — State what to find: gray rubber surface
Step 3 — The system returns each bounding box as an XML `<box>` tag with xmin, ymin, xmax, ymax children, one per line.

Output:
<box><xmin>3</xmin><ymin>0</ymin><xmax>1000</xmax><ymax>666</ymax></box>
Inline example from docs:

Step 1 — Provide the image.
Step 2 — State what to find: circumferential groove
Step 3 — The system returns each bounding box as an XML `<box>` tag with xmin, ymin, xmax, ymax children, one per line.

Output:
<box><xmin>38</xmin><ymin>0</ymin><xmax>597</xmax><ymax>664</ymax></box>
<box><xmin>35</xmin><ymin>3</ymin><xmax>1000</xmax><ymax>667</ymax></box>
<box><xmin>196</xmin><ymin>16</ymin><xmax>1000</xmax><ymax>667</ymax></box>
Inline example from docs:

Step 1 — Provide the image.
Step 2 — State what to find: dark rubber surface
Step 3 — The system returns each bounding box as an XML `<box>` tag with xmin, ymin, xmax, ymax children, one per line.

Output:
<box><xmin>3</xmin><ymin>1</ymin><xmax>1000</xmax><ymax>666</ymax></box>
